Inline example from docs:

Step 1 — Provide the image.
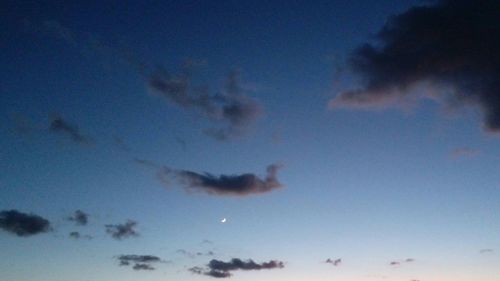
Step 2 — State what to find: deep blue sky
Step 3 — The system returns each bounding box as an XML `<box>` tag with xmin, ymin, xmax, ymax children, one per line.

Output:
<box><xmin>1</xmin><ymin>1</ymin><xmax>499</xmax><ymax>281</ymax></box>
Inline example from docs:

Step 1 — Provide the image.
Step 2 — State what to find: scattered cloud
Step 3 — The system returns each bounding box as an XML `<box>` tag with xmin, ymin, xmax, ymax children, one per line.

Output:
<box><xmin>49</xmin><ymin>114</ymin><xmax>92</xmax><ymax>144</ymax></box>
<box><xmin>189</xmin><ymin>258</ymin><xmax>285</xmax><ymax>278</ymax></box>
<box><xmin>0</xmin><ymin>210</ymin><xmax>51</xmax><ymax>237</ymax></box>
<box><xmin>159</xmin><ymin>164</ymin><xmax>283</xmax><ymax>196</ymax></box>
<box><xmin>390</xmin><ymin>258</ymin><xmax>415</xmax><ymax>266</ymax></box>
<box><xmin>105</xmin><ymin>220</ymin><xmax>139</xmax><ymax>240</ymax></box>
<box><xmin>24</xmin><ymin>18</ymin><xmax>264</xmax><ymax>140</ymax></box>
<box><xmin>67</xmin><ymin>210</ymin><xmax>89</xmax><ymax>226</ymax></box>
<box><xmin>480</xmin><ymin>249</ymin><xmax>494</xmax><ymax>254</ymax></box>
<box><xmin>451</xmin><ymin>147</ymin><xmax>480</xmax><ymax>158</ymax></box>
<box><xmin>177</xmin><ymin>249</ymin><xmax>214</xmax><ymax>258</ymax></box>
<box><xmin>69</xmin><ymin>231</ymin><xmax>92</xmax><ymax>240</ymax></box>
<box><xmin>117</xmin><ymin>255</ymin><xmax>163</xmax><ymax>271</ymax></box>
<box><xmin>325</xmin><ymin>258</ymin><xmax>342</xmax><ymax>266</ymax></box>
<box><xmin>148</xmin><ymin>69</ymin><xmax>263</xmax><ymax>140</ymax></box>
<box><xmin>329</xmin><ymin>0</ymin><xmax>500</xmax><ymax>133</ymax></box>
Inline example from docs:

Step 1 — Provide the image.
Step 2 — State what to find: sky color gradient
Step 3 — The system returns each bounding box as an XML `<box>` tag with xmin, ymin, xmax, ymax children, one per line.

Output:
<box><xmin>1</xmin><ymin>1</ymin><xmax>499</xmax><ymax>281</ymax></box>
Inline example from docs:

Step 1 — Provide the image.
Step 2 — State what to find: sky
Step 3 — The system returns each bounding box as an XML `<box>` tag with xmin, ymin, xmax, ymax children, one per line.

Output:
<box><xmin>0</xmin><ymin>0</ymin><xmax>499</xmax><ymax>281</ymax></box>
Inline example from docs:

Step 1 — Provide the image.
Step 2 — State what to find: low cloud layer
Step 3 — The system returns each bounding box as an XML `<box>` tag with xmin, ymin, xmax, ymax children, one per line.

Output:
<box><xmin>190</xmin><ymin>258</ymin><xmax>284</xmax><ymax>278</ymax></box>
<box><xmin>117</xmin><ymin>255</ymin><xmax>163</xmax><ymax>271</ymax></box>
<box><xmin>329</xmin><ymin>0</ymin><xmax>500</xmax><ymax>133</ymax></box>
<box><xmin>105</xmin><ymin>220</ymin><xmax>139</xmax><ymax>240</ymax></box>
<box><xmin>160</xmin><ymin>164</ymin><xmax>283</xmax><ymax>196</ymax></box>
<box><xmin>0</xmin><ymin>210</ymin><xmax>51</xmax><ymax>237</ymax></box>
<box><xmin>149</xmin><ymin>69</ymin><xmax>263</xmax><ymax>140</ymax></box>
<box><xmin>49</xmin><ymin>114</ymin><xmax>92</xmax><ymax>143</ymax></box>
<box><xmin>67</xmin><ymin>210</ymin><xmax>89</xmax><ymax>226</ymax></box>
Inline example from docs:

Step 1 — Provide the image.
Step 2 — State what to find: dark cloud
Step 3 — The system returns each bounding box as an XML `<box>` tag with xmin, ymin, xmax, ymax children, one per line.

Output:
<box><xmin>390</xmin><ymin>261</ymin><xmax>400</xmax><ymax>266</ymax></box>
<box><xmin>329</xmin><ymin>0</ymin><xmax>500</xmax><ymax>133</ymax></box>
<box><xmin>190</xmin><ymin>258</ymin><xmax>284</xmax><ymax>278</ymax></box>
<box><xmin>405</xmin><ymin>258</ymin><xmax>415</xmax><ymax>263</ymax></box>
<box><xmin>325</xmin><ymin>258</ymin><xmax>342</xmax><ymax>266</ymax></box>
<box><xmin>148</xmin><ymin>69</ymin><xmax>263</xmax><ymax>140</ymax></box>
<box><xmin>451</xmin><ymin>147</ymin><xmax>480</xmax><ymax>158</ymax></box>
<box><xmin>117</xmin><ymin>255</ymin><xmax>163</xmax><ymax>271</ymax></box>
<box><xmin>160</xmin><ymin>164</ymin><xmax>283</xmax><ymax>196</ymax></box>
<box><xmin>69</xmin><ymin>231</ymin><xmax>92</xmax><ymax>240</ymax></box>
<box><xmin>105</xmin><ymin>220</ymin><xmax>139</xmax><ymax>240</ymax></box>
<box><xmin>67</xmin><ymin>210</ymin><xmax>89</xmax><ymax>226</ymax></box>
<box><xmin>0</xmin><ymin>210</ymin><xmax>51</xmax><ymax>237</ymax></box>
<box><xmin>49</xmin><ymin>114</ymin><xmax>92</xmax><ymax>144</ymax></box>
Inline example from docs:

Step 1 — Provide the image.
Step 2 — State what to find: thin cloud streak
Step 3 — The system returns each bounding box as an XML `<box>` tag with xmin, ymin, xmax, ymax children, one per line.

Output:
<box><xmin>49</xmin><ymin>114</ymin><xmax>92</xmax><ymax>144</ymax></box>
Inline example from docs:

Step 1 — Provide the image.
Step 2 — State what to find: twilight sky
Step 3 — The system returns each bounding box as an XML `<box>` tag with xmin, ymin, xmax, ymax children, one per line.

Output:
<box><xmin>0</xmin><ymin>1</ymin><xmax>499</xmax><ymax>281</ymax></box>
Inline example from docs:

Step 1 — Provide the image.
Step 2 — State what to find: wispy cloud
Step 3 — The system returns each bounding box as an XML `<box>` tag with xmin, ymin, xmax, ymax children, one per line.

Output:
<box><xmin>451</xmin><ymin>147</ymin><xmax>480</xmax><ymax>158</ymax></box>
<box><xmin>480</xmin><ymin>249</ymin><xmax>494</xmax><ymax>254</ymax></box>
<box><xmin>149</xmin><ymin>69</ymin><xmax>263</xmax><ymax>140</ymax></box>
<box><xmin>105</xmin><ymin>220</ymin><xmax>139</xmax><ymax>240</ymax></box>
<box><xmin>329</xmin><ymin>0</ymin><xmax>500</xmax><ymax>133</ymax></box>
<box><xmin>49</xmin><ymin>114</ymin><xmax>92</xmax><ymax>144</ymax></box>
<box><xmin>69</xmin><ymin>231</ymin><xmax>92</xmax><ymax>240</ymax></box>
<box><xmin>176</xmin><ymin>249</ymin><xmax>215</xmax><ymax>258</ymax></box>
<box><xmin>390</xmin><ymin>258</ymin><xmax>415</xmax><ymax>266</ymax></box>
<box><xmin>67</xmin><ymin>210</ymin><xmax>89</xmax><ymax>226</ymax></box>
<box><xmin>24</xmin><ymin>19</ymin><xmax>264</xmax><ymax>141</ymax></box>
<box><xmin>159</xmin><ymin>164</ymin><xmax>283</xmax><ymax>196</ymax></box>
<box><xmin>189</xmin><ymin>258</ymin><xmax>284</xmax><ymax>278</ymax></box>
<box><xmin>325</xmin><ymin>258</ymin><xmax>342</xmax><ymax>266</ymax></box>
<box><xmin>0</xmin><ymin>210</ymin><xmax>51</xmax><ymax>237</ymax></box>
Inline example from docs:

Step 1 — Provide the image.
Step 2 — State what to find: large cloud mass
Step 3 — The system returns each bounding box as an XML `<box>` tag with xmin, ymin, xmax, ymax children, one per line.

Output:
<box><xmin>329</xmin><ymin>0</ymin><xmax>500</xmax><ymax>132</ymax></box>
<box><xmin>0</xmin><ymin>210</ymin><xmax>51</xmax><ymax>237</ymax></box>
